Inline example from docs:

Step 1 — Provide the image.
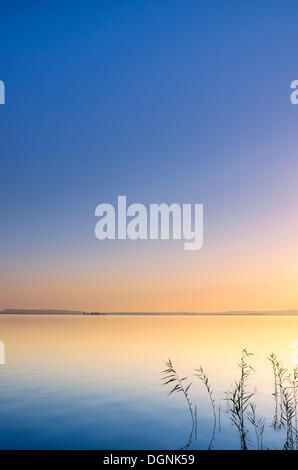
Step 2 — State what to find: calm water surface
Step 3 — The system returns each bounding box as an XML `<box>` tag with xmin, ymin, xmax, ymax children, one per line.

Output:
<box><xmin>0</xmin><ymin>314</ymin><xmax>297</xmax><ymax>449</ymax></box>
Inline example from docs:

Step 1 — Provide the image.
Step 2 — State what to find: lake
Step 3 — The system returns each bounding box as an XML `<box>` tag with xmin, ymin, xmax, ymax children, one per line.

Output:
<box><xmin>0</xmin><ymin>314</ymin><xmax>297</xmax><ymax>449</ymax></box>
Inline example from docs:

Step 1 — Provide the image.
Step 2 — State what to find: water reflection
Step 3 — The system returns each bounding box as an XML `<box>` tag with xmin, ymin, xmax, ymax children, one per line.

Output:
<box><xmin>162</xmin><ymin>348</ymin><xmax>297</xmax><ymax>450</ymax></box>
<box><xmin>0</xmin><ymin>314</ymin><xmax>297</xmax><ymax>449</ymax></box>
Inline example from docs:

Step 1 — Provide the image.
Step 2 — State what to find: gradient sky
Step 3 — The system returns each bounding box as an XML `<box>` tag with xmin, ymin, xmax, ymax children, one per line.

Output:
<box><xmin>1</xmin><ymin>1</ymin><xmax>298</xmax><ymax>312</ymax></box>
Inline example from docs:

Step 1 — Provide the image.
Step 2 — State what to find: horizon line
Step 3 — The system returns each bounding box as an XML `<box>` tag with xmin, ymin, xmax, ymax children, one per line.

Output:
<box><xmin>1</xmin><ymin>308</ymin><xmax>298</xmax><ymax>316</ymax></box>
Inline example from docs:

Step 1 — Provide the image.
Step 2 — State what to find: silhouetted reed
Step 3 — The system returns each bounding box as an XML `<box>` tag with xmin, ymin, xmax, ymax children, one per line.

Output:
<box><xmin>247</xmin><ymin>403</ymin><xmax>265</xmax><ymax>450</ymax></box>
<box><xmin>194</xmin><ymin>366</ymin><xmax>216</xmax><ymax>449</ymax></box>
<box><xmin>162</xmin><ymin>350</ymin><xmax>297</xmax><ymax>450</ymax></box>
<box><xmin>162</xmin><ymin>359</ymin><xmax>195</xmax><ymax>449</ymax></box>
<box><xmin>268</xmin><ymin>354</ymin><xmax>298</xmax><ymax>450</ymax></box>
<box><xmin>292</xmin><ymin>367</ymin><xmax>298</xmax><ymax>449</ymax></box>
<box><xmin>225</xmin><ymin>349</ymin><xmax>254</xmax><ymax>450</ymax></box>
<box><xmin>218</xmin><ymin>404</ymin><xmax>221</xmax><ymax>433</ymax></box>
<box><xmin>268</xmin><ymin>353</ymin><xmax>281</xmax><ymax>430</ymax></box>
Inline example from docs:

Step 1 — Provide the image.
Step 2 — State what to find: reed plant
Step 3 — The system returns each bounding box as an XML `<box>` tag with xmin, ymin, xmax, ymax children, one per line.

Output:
<box><xmin>162</xmin><ymin>350</ymin><xmax>297</xmax><ymax>451</ymax></box>
<box><xmin>162</xmin><ymin>359</ymin><xmax>195</xmax><ymax>440</ymax></box>
<box><xmin>247</xmin><ymin>402</ymin><xmax>265</xmax><ymax>450</ymax></box>
<box><xmin>225</xmin><ymin>349</ymin><xmax>254</xmax><ymax>450</ymax></box>
<box><xmin>268</xmin><ymin>354</ymin><xmax>298</xmax><ymax>450</ymax></box>
<box><xmin>194</xmin><ymin>366</ymin><xmax>216</xmax><ymax>449</ymax></box>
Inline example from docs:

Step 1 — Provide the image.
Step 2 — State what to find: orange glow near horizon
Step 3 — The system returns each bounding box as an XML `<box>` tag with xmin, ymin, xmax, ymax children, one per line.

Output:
<box><xmin>1</xmin><ymin>197</ymin><xmax>298</xmax><ymax>313</ymax></box>
<box><xmin>1</xmin><ymin>315</ymin><xmax>297</xmax><ymax>395</ymax></box>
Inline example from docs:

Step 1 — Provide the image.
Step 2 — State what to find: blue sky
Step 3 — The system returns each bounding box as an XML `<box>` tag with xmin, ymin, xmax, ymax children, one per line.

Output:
<box><xmin>1</xmin><ymin>1</ymin><xmax>298</xmax><ymax>311</ymax></box>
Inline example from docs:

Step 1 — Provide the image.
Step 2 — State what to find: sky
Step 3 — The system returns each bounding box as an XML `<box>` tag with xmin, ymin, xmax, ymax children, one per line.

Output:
<box><xmin>1</xmin><ymin>1</ymin><xmax>298</xmax><ymax>312</ymax></box>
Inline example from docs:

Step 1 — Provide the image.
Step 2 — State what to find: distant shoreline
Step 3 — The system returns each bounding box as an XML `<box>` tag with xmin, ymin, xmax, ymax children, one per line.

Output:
<box><xmin>1</xmin><ymin>309</ymin><xmax>298</xmax><ymax>316</ymax></box>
